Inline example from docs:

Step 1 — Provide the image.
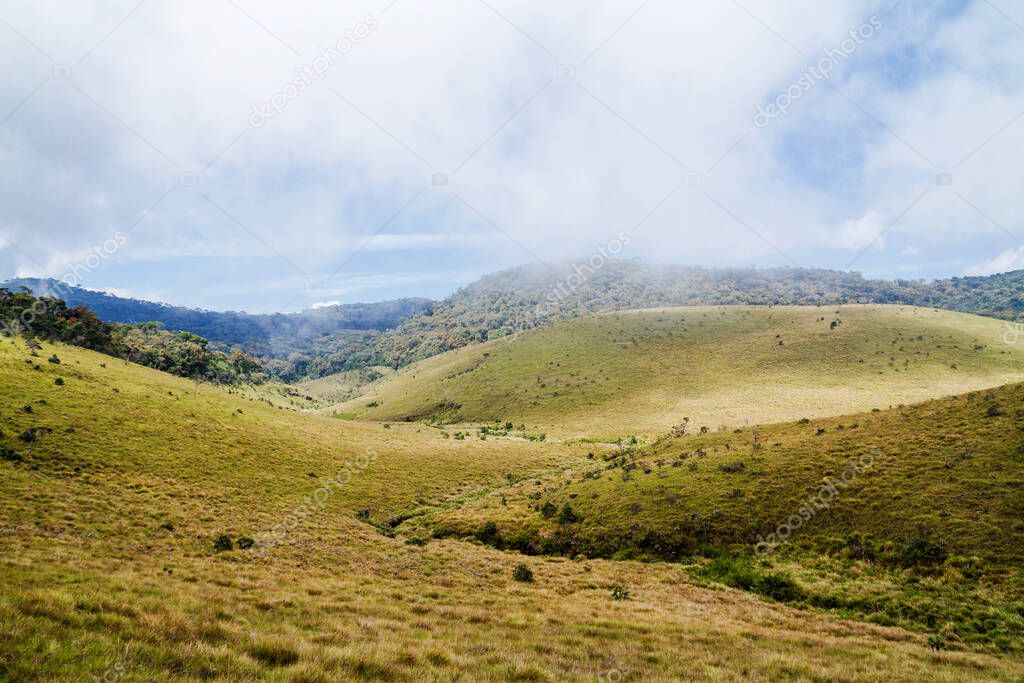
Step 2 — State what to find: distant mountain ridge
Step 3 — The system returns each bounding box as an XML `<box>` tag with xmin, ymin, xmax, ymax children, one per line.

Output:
<box><xmin>6</xmin><ymin>264</ymin><xmax>1024</xmax><ymax>380</ymax></box>
<box><xmin>1</xmin><ymin>278</ymin><xmax>432</xmax><ymax>346</ymax></box>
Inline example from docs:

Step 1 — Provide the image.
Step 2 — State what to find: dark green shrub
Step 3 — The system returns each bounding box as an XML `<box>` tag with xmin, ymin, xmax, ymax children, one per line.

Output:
<box><xmin>611</xmin><ymin>585</ymin><xmax>630</xmax><ymax>600</ymax></box>
<box><xmin>48</xmin><ymin>354</ymin><xmax>60</xmax><ymax>364</ymax></box>
<box><xmin>512</xmin><ymin>563</ymin><xmax>533</xmax><ymax>582</ymax></box>
<box><xmin>899</xmin><ymin>535</ymin><xmax>947</xmax><ymax>567</ymax></box>
<box><xmin>756</xmin><ymin>572</ymin><xmax>804</xmax><ymax>602</ymax></box>
<box><xmin>926</xmin><ymin>634</ymin><xmax>946</xmax><ymax>651</ymax></box>
<box><xmin>54</xmin><ymin>378</ymin><xmax>64</xmax><ymax>386</ymax></box>
<box><xmin>236</xmin><ymin>536</ymin><xmax>255</xmax><ymax>549</ymax></box>
<box><xmin>540</xmin><ymin>501</ymin><xmax>557</xmax><ymax>518</ymax></box>
<box><xmin>557</xmin><ymin>504</ymin><xmax>580</xmax><ymax>525</ymax></box>
<box><xmin>213</xmin><ymin>534</ymin><xmax>233</xmax><ymax>552</ymax></box>
<box><xmin>475</xmin><ymin>520</ymin><xmax>499</xmax><ymax>544</ymax></box>
<box><xmin>0</xmin><ymin>445</ymin><xmax>20</xmax><ymax>462</ymax></box>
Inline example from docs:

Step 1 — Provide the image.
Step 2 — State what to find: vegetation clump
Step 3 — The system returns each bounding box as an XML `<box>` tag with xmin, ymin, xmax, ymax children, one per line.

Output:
<box><xmin>212</xmin><ymin>534</ymin><xmax>234</xmax><ymax>552</ymax></box>
<box><xmin>512</xmin><ymin>564</ymin><xmax>533</xmax><ymax>583</ymax></box>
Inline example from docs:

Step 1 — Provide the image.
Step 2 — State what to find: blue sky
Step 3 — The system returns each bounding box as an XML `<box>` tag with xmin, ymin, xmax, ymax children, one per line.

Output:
<box><xmin>1</xmin><ymin>0</ymin><xmax>1022</xmax><ymax>312</ymax></box>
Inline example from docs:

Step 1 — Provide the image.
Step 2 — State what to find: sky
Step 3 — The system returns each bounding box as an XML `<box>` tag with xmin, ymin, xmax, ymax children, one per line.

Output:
<box><xmin>1</xmin><ymin>0</ymin><xmax>1022</xmax><ymax>313</ymax></box>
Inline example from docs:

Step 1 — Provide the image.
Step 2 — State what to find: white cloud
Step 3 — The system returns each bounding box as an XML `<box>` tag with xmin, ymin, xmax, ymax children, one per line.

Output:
<box><xmin>965</xmin><ymin>246</ymin><xmax>1024</xmax><ymax>276</ymax></box>
<box><xmin>309</xmin><ymin>300</ymin><xmax>341</xmax><ymax>309</ymax></box>
<box><xmin>1</xmin><ymin>0</ymin><xmax>1022</xmax><ymax>311</ymax></box>
<box><xmin>833</xmin><ymin>211</ymin><xmax>886</xmax><ymax>251</ymax></box>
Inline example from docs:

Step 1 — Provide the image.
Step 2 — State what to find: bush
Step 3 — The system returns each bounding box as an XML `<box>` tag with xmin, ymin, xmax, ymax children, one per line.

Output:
<box><xmin>926</xmin><ymin>634</ymin><xmax>946</xmax><ymax>651</ymax></box>
<box><xmin>236</xmin><ymin>536</ymin><xmax>255</xmax><ymax>549</ymax></box>
<box><xmin>0</xmin><ymin>445</ymin><xmax>20</xmax><ymax>462</ymax></box>
<box><xmin>475</xmin><ymin>520</ymin><xmax>500</xmax><ymax>544</ymax></box>
<box><xmin>213</xmin><ymin>534</ymin><xmax>233</xmax><ymax>552</ymax></box>
<box><xmin>47</xmin><ymin>354</ymin><xmax>60</xmax><ymax>364</ymax></box>
<box><xmin>557</xmin><ymin>504</ymin><xmax>580</xmax><ymax>525</ymax></box>
<box><xmin>512</xmin><ymin>564</ymin><xmax>533</xmax><ymax>582</ymax></box>
<box><xmin>899</xmin><ymin>535</ymin><xmax>947</xmax><ymax>567</ymax></box>
<box><xmin>611</xmin><ymin>585</ymin><xmax>630</xmax><ymax>600</ymax></box>
<box><xmin>756</xmin><ymin>572</ymin><xmax>804</xmax><ymax>602</ymax></box>
<box><xmin>540</xmin><ymin>501</ymin><xmax>557</xmax><ymax>518</ymax></box>
<box><xmin>54</xmin><ymin>378</ymin><xmax>64</xmax><ymax>386</ymax></box>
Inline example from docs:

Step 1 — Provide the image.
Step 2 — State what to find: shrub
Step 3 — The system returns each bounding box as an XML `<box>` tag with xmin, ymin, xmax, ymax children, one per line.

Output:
<box><xmin>0</xmin><ymin>445</ymin><xmax>20</xmax><ymax>462</ymax></box>
<box><xmin>718</xmin><ymin>460</ymin><xmax>746</xmax><ymax>474</ymax></box>
<box><xmin>47</xmin><ymin>354</ymin><xmax>60</xmax><ymax>364</ymax></box>
<box><xmin>899</xmin><ymin>535</ymin><xmax>947</xmax><ymax>567</ymax></box>
<box><xmin>54</xmin><ymin>378</ymin><xmax>64</xmax><ymax>386</ymax></box>
<box><xmin>540</xmin><ymin>501</ymin><xmax>557</xmax><ymax>518</ymax></box>
<box><xmin>475</xmin><ymin>520</ymin><xmax>499</xmax><ymax>544</ymax></box>
<box><xmin>236</xmin><ymin>536</ymin><xmax>255</xmax><ymax>549</ymax></box>
<box><xmin>557</xmin><ymin>504</ymin><xmax>580</xmax><ymax>525</ymax></box>
<box><xmin>512</xmin><ymin>564</ymin><xmax>533</xmax><ymax>582</ymax></box>
<box><xmin>611</xmin><ymin>585</ymin><xmax>630</xmax><ymax>600</ymax></box>
<box><xmin>926</xmin><ymin>634</ymin><xmax>946</xmax><ymax>651</ymax></box>
<box><xmin>212</xmin><ymin>534</ymin><xmax>233</xmax><ymax>552</ymax></box>
<box><xmin>756</xmin><ymin>572</ymin><xmax>804</xmax><ymax>602</ymax></box>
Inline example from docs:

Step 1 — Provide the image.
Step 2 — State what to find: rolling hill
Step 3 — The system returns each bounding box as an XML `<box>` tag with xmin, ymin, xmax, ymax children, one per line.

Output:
<box><xmin>4</xmin><ymin>338</ymin><xmax>1018</xmax><ymax>679</ymax></box>
<box><xmin>373</xmin><ymin>262</ymin><xmax>1024</xmax><ymax>367</ymax></box>
<box><xmin>332</xmin><ymin>305</ymin><xmax>1024</xmax><ymax>438</ymax></box>
<box><xmin>416</xmin><ymin>381</ymin><xmax>1024</xmax><ymax>652</ymax></box>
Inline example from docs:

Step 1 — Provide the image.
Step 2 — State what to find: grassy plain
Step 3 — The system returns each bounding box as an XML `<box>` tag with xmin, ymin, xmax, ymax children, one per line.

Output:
<box><xmin>333</xmin><ymin>305</ymin><xmax>1024</xmax><ymax>438</ymax></box>
<box><xmin>3</xmin><ymin>337</ymin><xmax>1023</xmax><ymax>680</ymax></box>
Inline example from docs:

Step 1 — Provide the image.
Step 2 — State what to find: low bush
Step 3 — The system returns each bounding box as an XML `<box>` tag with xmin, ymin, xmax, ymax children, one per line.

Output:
<box><xmin>512</xmin><ymin>564</ymin><xmax>533</xmax><ymax>582</ymax></box>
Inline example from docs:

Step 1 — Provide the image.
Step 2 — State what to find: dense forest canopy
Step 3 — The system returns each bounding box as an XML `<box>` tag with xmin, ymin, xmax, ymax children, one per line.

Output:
<box><xmin>0</xmin><ymin>287</ymin><xmax>263</xmax><ymax>384</ymax></box>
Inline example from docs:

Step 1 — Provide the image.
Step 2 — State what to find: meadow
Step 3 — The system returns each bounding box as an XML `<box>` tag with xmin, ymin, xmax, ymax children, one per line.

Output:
<box><xmin>333</xmin><ymin>305</ymin><xmax>1024</xmax><ymax>438</ymax></box>
<box><xmin>2</xmin><ymin>305</ymin><xmax>1023</xmax><ymax>680</ymax></box>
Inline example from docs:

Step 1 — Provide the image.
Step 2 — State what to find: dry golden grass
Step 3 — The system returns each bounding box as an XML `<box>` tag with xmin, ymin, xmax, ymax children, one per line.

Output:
<box><xmin>2</xmin><ymin>336</ymin><xmax>1022</xmax><ymax>680</ymax></box>
<box><xmin>333</xmin><ymin>305</ymin><xmax>1024</xmax><ymax>438</ymax></box>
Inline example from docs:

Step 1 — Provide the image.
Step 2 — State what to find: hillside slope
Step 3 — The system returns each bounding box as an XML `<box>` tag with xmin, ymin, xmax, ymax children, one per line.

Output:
<box><xmin>2</xmin><ymin>339</ymin><xmax>1020</xmax><ymax>679</ymax></box>
<box><xmin>334</xmin><ymin>305</ymin><xmax>1024</xmax><ymax>437</ymax></box>
<box><xmin>421</xmin><ymin>382</ymin><xmax>1024</xmax><ymax>651</ymax></box>
<box><xmin>373</xmin><ymin>262</ymin><xmax>1024</xmax><ymax>367</ymax></box>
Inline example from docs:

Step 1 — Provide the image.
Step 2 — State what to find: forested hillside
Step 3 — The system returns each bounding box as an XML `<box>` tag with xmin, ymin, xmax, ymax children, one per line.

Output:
<box><xmin>7</xmin><ymin>265</ymin><xmax>1023</xmax><ymax>379</ymax></box>
<box><xmin>375</xmin><ymin>262</ymin><xmax>1024</xmax><ymax>367</ymax></box>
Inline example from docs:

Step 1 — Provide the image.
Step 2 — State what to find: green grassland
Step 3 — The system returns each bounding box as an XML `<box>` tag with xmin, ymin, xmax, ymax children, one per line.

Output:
<box><xmin>297</xmin><ymin>366</ymin><xmax>395</xmax><ymax>406</ymax></box>
<box><xmin>417</xmin><ymin>382</ymin><xmax>1024</xmax><ymax>652</ymax></box>
<box><xmin>3</xmin><ymin>338</ymin><xmax>1023</xmax><ymax>680</ymax></box>
<box><xmin>333</xmin><ymin>305</ymin><xmax>1024</xmax><ymax>438</ymax></box>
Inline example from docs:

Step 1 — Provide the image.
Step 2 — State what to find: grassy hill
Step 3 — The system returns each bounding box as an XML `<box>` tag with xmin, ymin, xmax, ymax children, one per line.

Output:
<box><xmin>418</xmin><ymin>381</ymin><xmax>1024</xmax><ymax>652</ymax></box>
<box><xmin>372</xmin><ymin>262</ymin><xmax>1024</xmax><ymax>368</ymax></box>
<box><xmin>2</xmin><ymin>338</ymin><xmax>1021</xmax><ymax>679</ymax></box>
<box><xmin>334</xmin><ymin>305</ymin><xmax>1024</xmax><ymax>438</ymax></box>
<box><xmin>296</xmin><ymin>366</ymin><xmax>395</xmax><ymax>406</ymax></box>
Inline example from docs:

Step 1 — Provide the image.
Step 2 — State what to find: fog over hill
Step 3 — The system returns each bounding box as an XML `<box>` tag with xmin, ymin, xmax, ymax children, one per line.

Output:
<box><xmin>6</xmin><ymin>262</ymin><xmax>1023</xmax><ymax>380</ymax></box>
